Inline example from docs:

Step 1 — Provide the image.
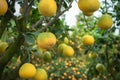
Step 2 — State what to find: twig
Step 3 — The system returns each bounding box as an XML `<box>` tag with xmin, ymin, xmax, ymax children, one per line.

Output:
<box><xmin>31</xmin><ymin>18</ymin><xmax>44</xmax><ymax>29</ymax></box>
<box><xmin>26</xmin><ymin>0</ymin><xmax>34</xmax><ymax>16</ymax></box>
<box><xmin>23</xmin><ymin>0</ymin><xmax>28</xmax><ymax>16</ymax></box>
<box><xmin>83</xmin><ymin>15</ymin><xmax>89</xmax><ymax>32</ymax></box>
<box><xmin>28</xmin><ymin>0</ymin><xmax>34</xmax><ymax>9</ymax></box>
<box><xmin>38</xmin><ymin>0</ymin><xmax>74</xmax><ymax>32</ymax></box>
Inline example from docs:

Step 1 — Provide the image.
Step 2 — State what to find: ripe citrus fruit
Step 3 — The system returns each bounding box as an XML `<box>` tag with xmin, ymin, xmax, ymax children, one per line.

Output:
<box><xmin>19</xmin><ymin>63</ymin><xmax>36</xmax><ymax>78</ymax></box>
<box><xmin>63</xmin><ymin>45</ymin><xmax>74</xmax><ymax>57</ymax></box>
<box><xmin>36</xmin><ymin>32</ymin><xmax>56</xmax><ymax>49</ymax></box>
<box><xmin>78</xmin><ymin>0</ymin><xmax>100</xmax><ymax>12</ymax></box>
<box><xmin>98</xmin><ymin>13</ymin><xmax>113</xmax><ymax>30</ymax></box>
<box><xmin>43</xmin><ymin>51</ymin><xmax>52</xmax><ymax>62</ymax></box>
<box><xmin>0</xmin><ymin>42</ymin><xmax>8</xmax><ymax>53</ymax></box>
<box><xmin>0</xmin><ymin>0</ymin><xmax>8</xmax><ymax>16</ymax></box>
<box><xmin>96</xmin><ymin>63</ymin><xmax>105</xmax><ymax>72</ymax></box>
<box><xmin>34</xmin><ymin>68</ymin><xmax>48</xmax><ymax>80</ymax></box>
<box><xmin>58</xmin><ymin>43</ymin><xmax>67</xmax><ymax>53</ymax></box>
<box><xmin>38</xmin><ymin>0</ymin><xmax>57</xmax><ymax>17</ymax></box>
<box><xmin>82</xmin><ymin>35</ymin><xmax>94</xmax><ymax>45</ymax></box>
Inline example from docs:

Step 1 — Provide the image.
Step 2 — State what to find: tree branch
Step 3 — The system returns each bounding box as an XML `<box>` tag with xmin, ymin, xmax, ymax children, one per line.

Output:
<box><xmin>23</xmin><ymin>0</ymin><xmax>28</xmax><ymax>16</ymax></box>
<box><xmin>0</xmin><ymin>34</ymin><xmax>25</xmax><ymax>79</ymax></box>
<box><xmin>25</xmin><ymin>0</ymin><xmax>34</xmax><ymax>17</ymax></box>
<box><xmin>27</xmin><ymin>0</ymin><xmax>34</xmax><ymax>10</ymax></box>
<box><xmin>30</xmin><ymin>18</ymin><xmax>44</xmax><ymax>29</ymax></box>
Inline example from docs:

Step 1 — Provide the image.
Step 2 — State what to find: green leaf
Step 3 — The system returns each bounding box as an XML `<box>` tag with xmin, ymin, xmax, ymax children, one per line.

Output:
<box><xmin>0</xmin><ymin>28</ymin><xmax>8</xmax><ymax>42</ymax></box>
<box><xmin>24</xmin><ymin>34</ymin><xmax>35</xmax><ymax>46</ymax></box>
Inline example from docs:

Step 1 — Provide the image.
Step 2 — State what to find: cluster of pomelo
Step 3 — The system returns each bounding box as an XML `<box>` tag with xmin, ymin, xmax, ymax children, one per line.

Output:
<box><xmin>77</xmin><ymin>0</ymin><xmax>113</xmax><ymax>47</ymax></box>
<box><xmin>19</xmin><ymin>63</ymin><xmax>48</xmax><ymax>80</ymax></box>
<box><xmin>58</xmin><ymin>42</ymin><xmax>74</xmax><ymax>57</ymax></box>
<box><xmin>77</xmin><ymin>0</ymin><xmax>110</xmax><ymax>76</ymax></box>
<box><xmin>36</xmin><ymin>32</ymin><xmax>75</xmax><ymax>60</ymax></box>
<box><xmin>36</xmin><ymin>32</ymin><xmax>56</xmax><ymax>62</ymax></box>
<box><xmin>0</xmin><ymin>0</ymin><xmax>114</xmax><ymax>79</ymax></box>
<box><xmin>18</xmin><ymin>32</ymin><xmax>57</xmax><ymax>79</ymax></box>
<box><xmin>78</xmin><ymin>0</ymin><xmax>113</xmax><ymax>30</ymax></box>
<box><xmin>58</xmin><ymin>37</ymin><xmax>75</xmax><ymax>57</ymax></box>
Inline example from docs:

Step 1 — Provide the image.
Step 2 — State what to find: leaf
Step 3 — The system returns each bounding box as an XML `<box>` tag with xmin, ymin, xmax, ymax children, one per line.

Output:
<box><xmin>63</xmin><ymin>0</ymin><xmax>69</xmax><ymax>8</ymax></box>
<box><xmin>24</xmin><ymin>34</ymin><xmax>35</xmax><ymax>46</ymax></box>
<box><xmin>10</xmin><ymin>19</ymin><xmax>16</xmax><ymax>27</ymax></box>
<box><xmin>0</xmin><ymin>28</ymin><xmax>8</xmax><ymax>42</ymax></box>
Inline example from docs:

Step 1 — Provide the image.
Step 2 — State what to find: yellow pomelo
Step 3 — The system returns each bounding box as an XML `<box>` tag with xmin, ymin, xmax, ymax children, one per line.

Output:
<box><xmin>58</xmin><ymin>43</ymin><xmax>67</xmax><ymax>54</ymax></box>
<box><xmin>64</xmin><ymin>37</ymin><xmax>69</xmax><ymax>44</ymax></box>
<box><xmin>78</xmin><ymin>0</ymin><xmax>100</xmax><ymax>12</ymax></box>
<box><xmin>36</xmin><ymin>32</ymin><xmax>56</xmax><ymax>49</ymax></box>
<box><xmin>19</xmin><ymin>63</ymin><xmax>36</xmax><ymax>78</ymax></box>
<box><xmin>0</xmin><ymin>42</ymin><xmax>8</xmax><ymax>53</ymax></box>
<box><xmin>98</xmin><ymin>13</ymin><xmax>113</xmax><ymax>30</ymax></box>
<box><xmin>83</xmin><ymin>11</ymin><xmax>93</xmax><ymax>16</ymax></box>
<box><xmin>0</xmin><ymin>0</ymin><xmax>8</xmax><ymax>16</ymax></box>
<box><xmin>34</xmin><ymin>68</ymin><xmax>48</xmax><ymax>80</ymax></box>
<box><xmin>63</xmin><ymin>45</ymin><xmax>74</xmax><ymax>57</ymax></box>
<box><xmin>38</xmin><ymin>0</ymin><xmax>57</xmax><ymax>17</ymax></box>
<box><xmin>82</xmin><ymin>35</ymin><xmax>94</xmax><ymax>45</ymax></box>
<box><xmin>43</xmin><ymin>51</ymin><xmax>52</xmax><ymax>62</ymax></box>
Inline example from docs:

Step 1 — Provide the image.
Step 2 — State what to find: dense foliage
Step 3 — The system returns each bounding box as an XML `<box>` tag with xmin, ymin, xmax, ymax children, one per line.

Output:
<box><xmin>0</xmin><ymin>0</ymin><xmax>120</xmax><ymax>80</ymax></box>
